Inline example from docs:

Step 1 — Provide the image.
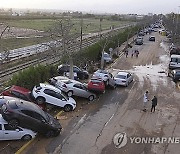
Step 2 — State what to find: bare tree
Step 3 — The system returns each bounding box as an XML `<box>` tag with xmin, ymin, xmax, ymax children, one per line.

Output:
<box><xmin>0</xmin><ymin>25</ymin><xmax>11</xmax><ymax>64</ymax></box>
<box><xmin>47</xmin><ymin>18</ymin><xmax>81</xmax><ymax>79</ymax></box>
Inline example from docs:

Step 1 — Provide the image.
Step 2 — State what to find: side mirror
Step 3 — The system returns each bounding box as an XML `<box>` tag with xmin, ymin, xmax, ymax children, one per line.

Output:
<box><xmin>41</xmin><ymin>119</ymin><xmax>46</xmax><ymax>123</ymax></box>
<box><xmin>15</xmin><ymin>129</ymin><xmax>20</xmax><ymax>132</ymax></box>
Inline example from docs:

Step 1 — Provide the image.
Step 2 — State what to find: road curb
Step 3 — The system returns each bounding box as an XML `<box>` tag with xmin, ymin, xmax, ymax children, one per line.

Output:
<box><xmin>15</xmin><ymin>110</ymin><xmax>64</xmax><ymax>154</ymax></box>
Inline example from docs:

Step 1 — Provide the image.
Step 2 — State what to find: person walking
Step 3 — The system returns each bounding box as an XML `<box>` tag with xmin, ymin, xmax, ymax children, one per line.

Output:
<box><xmin>143</xmin><ymin>91</ymin><xmax>149</xmax><ymax>112</ymax></box>
<box><xmin>135</xmin><ymin>50</ymin><xmax>139</xmax><ymax>58</ymax></box>
<box><xmin>151</xmin><ymin>96</ymin><xmax>157</xmax><ymax>112</ymax></box>
<box><xmin>131</xmin><ymin>50</ymin><xmax>134</xmax><ymax>58</ymax></box>
<box><xmin>124</xmin><ymin>49</ymin><xmax>128</xmax><ymax>58</ymax></box>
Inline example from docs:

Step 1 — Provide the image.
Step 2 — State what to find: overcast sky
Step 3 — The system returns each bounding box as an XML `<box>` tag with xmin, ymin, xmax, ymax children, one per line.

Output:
<box><xmin>1</xmin><ymin>0</ymin><xmax>180</xmax><ymax>14</ymax></box>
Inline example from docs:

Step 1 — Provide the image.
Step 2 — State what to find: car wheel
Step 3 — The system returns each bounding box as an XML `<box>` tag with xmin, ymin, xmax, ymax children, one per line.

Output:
<box><xmin>88</xmin><ymin>95</ymin><xmax>94</xmax><ymax>101</ymax></box>
<box><xmin>64</xmin><ymin>105</ymin><xmax>73</xmax><ymax>112</ymax></box>
<box><xmin>9</xmin><ymin>119</ymin><xmax>19</xmax><ymax>128</ymax></box>
<box><xmin>36</xmin><ymin>97</ymin><xmax>45</xmax><ymax>105</ymax></box>
<box><xmin>54</xmin><ymin>130</ymin><xmax>61</xmax><ymax>137</ymax></box>
<box><xmin>67</xmin><ymin>91</ymin><xmax>73</xmax><ymax>97</ymax></box>
<box><xmin>22</xmin><ymin>134</ymin><xmax>32</xmax><ymax>141</ymax></box>
<box><xmin>45</xmin><ymin>130</ymin><xmax>55</xmax><ymax>138</ymax></box>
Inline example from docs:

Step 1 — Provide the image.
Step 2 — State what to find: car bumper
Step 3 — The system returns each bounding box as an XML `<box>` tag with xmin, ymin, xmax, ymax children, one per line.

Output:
<box><xmin>115</xmin><ymin>81</ymin><xmax>127</xmax><ymax>86</ymax></box>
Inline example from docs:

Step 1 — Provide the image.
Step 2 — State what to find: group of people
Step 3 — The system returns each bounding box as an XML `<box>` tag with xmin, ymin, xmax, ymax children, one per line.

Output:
<box><xmin>143</xmin><ymin>91</ymin><xmax>158</xmax><ymax>113</ymax></box>
<box><xmin>124</xmin><ymin>49</ymin><xmax>139</xmax><ymax>58</ymax></box>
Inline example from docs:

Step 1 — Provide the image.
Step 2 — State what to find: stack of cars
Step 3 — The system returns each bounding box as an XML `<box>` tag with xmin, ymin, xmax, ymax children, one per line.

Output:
<box><xmin>49</xmin><ymin>77</ymin><xmax>96</xmax><ymax>101</ymax></box>
<box><xmin>32</xmin><ymin>83</ymin><xmax>76</xmax><ymax>112</ymax></box>
<box><xmin>0</xmin><ymin>63</ymin><xmax>134</xmax><ymax>141</ymax></box>
<box><xmin>1</xmin><ymin>85</ymin><xmax>46</xmax><ymax>110</ymax></box>
<box><xmin>0</xmin><ymin>96</ymin><xmax>62</xmax><ymax>139</ymax></box>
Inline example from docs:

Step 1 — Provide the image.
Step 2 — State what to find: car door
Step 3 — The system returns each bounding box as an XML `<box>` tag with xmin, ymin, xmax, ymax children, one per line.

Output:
<box><xmin>127</xmin><ymin>73</ymin><xmax>133</xmax><ymax>83</ymax></box>
<box><xmin>126</xmin><ymin>73</ymin><xmax>130</xmax><ymax>84</ymax></box>
<box><xmin>73</xmin><ymin>84</ymin><xmax>88</xmax><ymax>98</ymax></box>
<box><xmin>21</xmin><ymin>110</ymin><xmax>40</xmax><ymax>130</ymax></box>
<box><xmin>31</xmin><ymin>111</ymin><xmax>48</xmax><ymax>133</ymax></box>
<box><xmin>3</xmin><ymin>124</ymin><xmax>21</xmax><ymax>140</ymax></box>
<box><xmin>44</xmin><ymin>89</ymin><xmax>64</xmax><ymax>107</ymax></box>
<box><xmin>0</xmin><ymin>124</ymin><xmax>4</xmax><ymax>140</ymax></box>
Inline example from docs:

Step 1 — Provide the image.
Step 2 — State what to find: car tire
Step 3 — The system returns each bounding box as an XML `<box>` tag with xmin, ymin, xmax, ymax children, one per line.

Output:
<box><xmin>54</xmin><ymin>130</ymin><xmax>61</xmax><ymax>137</ymax></box>
<box><xmin>88</xmin><ymin>95</ymin><xmax>94</xmax><ymax>101</ymax></box>
<box><xmin>36</xmin><ymin>97</ymin><xmax>45</xmax><ymax>105</ymax></box>
<box><xmin>9</xmin><ymin>119</ymin><xmax>19</xmax><ymax>128</ymax></box>
<box><xmin>22</xmin><ymin>134</ymin><xmax>32</xmax><ymax>141</ymax></box>
<box><xmin>67</xmin><ymin>91</ymin><xmax>73</xmax><ymax>97</ymax></box>
<box><xmin>45</xmin><ymin>130</ymin><xmax>55</xmax><ymax>138</ymax></box>
<box><xmin>64</xmin><ymin>105</ymin><xmax>73</xmax><ymax>112</ymax></box>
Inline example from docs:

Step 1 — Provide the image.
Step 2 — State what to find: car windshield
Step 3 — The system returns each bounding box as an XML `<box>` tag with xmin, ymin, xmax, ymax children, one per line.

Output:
<box><xmin>171</xmin><ymin>58</ymin><xmax>178</xmax><ymax>62</ymax></box>
<box><xmin>40</xmin><ymin>110</ymin><xmax>49</xmax><ymax>121</ymax></box>
<box><xmin>61</xmin><ymin>91</ymin><xmax>69</xmax><ymax>100</ymax></box>
<box><xmin>91</xmin><ymin>79</ymin><xmax>101</xmax><ymax>83</ymax></box>
<box><xmin>116</xmin><ymin>75</ymin><xmax>126</xmax><ymax>79</ymax></box>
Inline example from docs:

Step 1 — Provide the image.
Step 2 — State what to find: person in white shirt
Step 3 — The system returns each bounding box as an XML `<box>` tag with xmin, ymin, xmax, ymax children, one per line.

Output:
<box><xmin>143</xmin><ymin>91</ymin><xmax>149</xmax><ymax>111</ymax></box>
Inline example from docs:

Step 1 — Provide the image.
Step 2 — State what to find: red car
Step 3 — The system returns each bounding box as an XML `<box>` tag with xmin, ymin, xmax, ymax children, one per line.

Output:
<box><xmin>87</xmin><ymin>78</ymin><xmax>105</xmax><ymax>93</ymax></box>
<box><xmin>1</xmin><ymin>85</ymin><xmax>46</xmax><ymax>110</ymax></box>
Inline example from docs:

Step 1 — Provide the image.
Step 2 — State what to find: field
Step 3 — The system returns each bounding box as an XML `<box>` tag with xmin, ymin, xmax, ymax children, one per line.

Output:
<box><xmin>4</xmin><ymin>18</ymin><xmax>131</xmax><ymax>32</ymax></box>
<box><xmin>0</xmin><ymin>17</ymin><xmax>133</xmax><ymax>51</ymax></box>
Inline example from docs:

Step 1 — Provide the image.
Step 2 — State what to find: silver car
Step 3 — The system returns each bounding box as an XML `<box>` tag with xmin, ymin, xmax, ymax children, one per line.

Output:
<box><xmin>114</xmin><ymin>71</ymin><xmax>133</xmax><ymax>87</ymax></box>
<box><xmin>53</xmin><ymin>79</ymin><xmax>96</xmax><ymax>101</ymax></box>
<box><xmin>93</xmin><ymin>69</ymin><xmax>116</xmax><ymax>88</ymax></box>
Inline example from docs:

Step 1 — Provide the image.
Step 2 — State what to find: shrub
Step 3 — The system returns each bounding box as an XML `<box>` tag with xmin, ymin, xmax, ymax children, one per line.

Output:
<box><xmin>8</xmin><ymin>65</ymin><xmax>58</xmax><ymax>90</ymax></box>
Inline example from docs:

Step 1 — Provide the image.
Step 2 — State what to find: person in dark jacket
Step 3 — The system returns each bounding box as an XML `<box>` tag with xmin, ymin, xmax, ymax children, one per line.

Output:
<box><xmin>151</xmin><ymin>96</ymin><xmax>157</xmax><ymax>112</ymax></box>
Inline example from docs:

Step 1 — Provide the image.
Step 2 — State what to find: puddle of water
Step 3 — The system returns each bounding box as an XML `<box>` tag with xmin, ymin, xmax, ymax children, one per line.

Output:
<box><xmin>130</xmin><ymin>54</ymin><xmax>169</xmax><ymax>91</ymax></box>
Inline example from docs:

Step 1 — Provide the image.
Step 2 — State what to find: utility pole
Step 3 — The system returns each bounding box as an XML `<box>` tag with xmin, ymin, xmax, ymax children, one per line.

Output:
<box><xmin>80</xmin><ymin>12</ymin><xmax>83</xmax><ymax>51</ymax></box>
<box><xmin>99</xmin><ymin>18</ymin><xmax>104</xmax><ymax>69</ymax></box>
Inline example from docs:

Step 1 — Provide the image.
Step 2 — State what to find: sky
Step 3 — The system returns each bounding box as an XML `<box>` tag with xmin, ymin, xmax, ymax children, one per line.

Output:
<box><xmin>0</xmin><ymin>0</ymin><xmax>180</xmax><ymax>15</ymax></box>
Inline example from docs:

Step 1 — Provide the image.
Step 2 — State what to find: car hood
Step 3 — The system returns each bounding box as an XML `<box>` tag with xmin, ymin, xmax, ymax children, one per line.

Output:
<box><xmin>47</xmin><ymin>113</ymin><xmax>62</xmax><ymax>130</ymax></box>
<box><xmin>68</xmin><ymin>97</ymin><xmax>76</xmax><ymax>105</ymax></box>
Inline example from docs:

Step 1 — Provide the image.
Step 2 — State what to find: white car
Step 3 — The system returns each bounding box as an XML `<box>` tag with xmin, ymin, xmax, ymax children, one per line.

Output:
<box><xmin>0</xmin><ymin>114</ymin><xmax>36</xmax><ymax>141</ymax></box>
<box><xmin>93</xmin><ymin>69</ymin><xmax>116</xmax><ymax>88</ymax></box>
<box><xmin>49</xmin><ymin>76</ymin><xmax>69</xmax><ymax>86</ymax></box>
<box><xmin>103</xmin><ymin>52</ymin><xmax>113</xmax><ymax>63</ymax></box>
<box><xmin>114</xmin><ymin>71</ymin><xmax>133</xmax><ymax>86</ymax></box>
<box><xmin>52</xmin><ymin>79</ymin><xmax>96</xmax><ymax>101</ymax></box>
<box><xmin>32</xmin><ymin>83</ymin><xmax>76</xmax><ymax>112</ymax></box>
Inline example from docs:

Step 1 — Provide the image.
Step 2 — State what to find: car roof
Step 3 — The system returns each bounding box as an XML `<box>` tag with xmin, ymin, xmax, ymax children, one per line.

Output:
<box><xmin>95</xmin><ymin>69</ymin><xmax>108</xmax><ymax>74</ymax></box>
<box><xmin>58</xmin><ymin>64</ymin><xmax>79</xmax><ymax>68</ymax></box>
<box><xmin>173</xmin><ymin>69</ymin><xmax>180</xmax><ymax>73</ymax></box>
<box><xmin>10</xmin><ymin>85</ymin><xmax>30</xmax><ymax>94</ymax></box>
<box><xmin>39</xmin><ymin>83</ymin><xmax>61</xmax><ymax>92</ymax></box>
<box><xmin>64</xmin><ymin>79</ymin><xmax>81</xmax><ymax>84</ymax></box>
<box><xmin>53</xmin><ymin>76</ymin><xmax>69</xmax><ymax>80</ymax></box>
<box><xmin>4</xmin><ymin>98</ymin><xmax>44</xmax><ymax>116</ymax></box>
<box><xmin>171</xmin><ymin>55</ymin><xmax>180</xmax><ymax>58</ymax></box>
<box><xmin>117</xmin><ymin>71</ymin><xmax>129</xmax><ymax>76</ymax></box>
<box><xmin>0</xmin><ymin>114</ymin><xmax>8</xmax><ymax>124</ymax></box>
